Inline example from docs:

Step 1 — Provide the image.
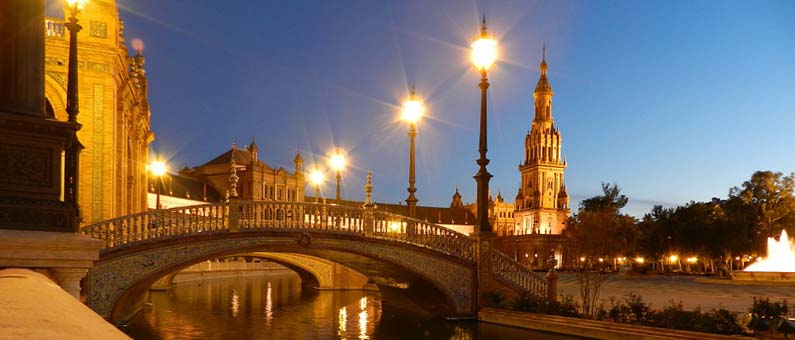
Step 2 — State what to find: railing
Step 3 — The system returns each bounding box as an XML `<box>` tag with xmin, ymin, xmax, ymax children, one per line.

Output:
<box><xmin>46</xmin><ymin>18</ymin><xmax>65</xmax><ymax>38</ymax></box>
<box><xmin>81</xmin><ymin>200</ymin><xmax>475</xmax><ymax>262</ymax></box>
<box><xmin>491</xmin><ymin>249</ymin><xmax>548</xmax><ymax>297</ymax></box>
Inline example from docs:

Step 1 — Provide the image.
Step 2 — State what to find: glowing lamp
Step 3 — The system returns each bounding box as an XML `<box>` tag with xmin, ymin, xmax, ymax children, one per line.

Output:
<box><xmin>149</xmin><ymin>160</ymin><xmax>167</xmax><ymax>177</ymax></box>
<box><xmin>471</xmin><ymin>36</ymin><xmax>498</xmax><ymax>72</ymax></box>
<box><xmin>401</xmin><ymin>99</ymin><xmax>424</xmax><ymax>124</ymax></box>
<box><xmin>329</xmin><ymin>153</ymin><xmax>346</xmax><ymax>171</ymax></box>
<box><xmin>309</xmin><ymin>169</ymin><xmax>324</xmax><ymax>186</ymax></box>
<box><xmin>635</xmin><ymin>257</ymin><xmax>645</xmax><ymax>264</ymax></box>
<box><xmin>64</xmin><ymin>0</ymin><xmax>87</xmax><ymax>10</ymax></box>
<box><xmin>669</xmin><ymin>255</ymin><xmax>679</xmax><ymax>263</ymax></box>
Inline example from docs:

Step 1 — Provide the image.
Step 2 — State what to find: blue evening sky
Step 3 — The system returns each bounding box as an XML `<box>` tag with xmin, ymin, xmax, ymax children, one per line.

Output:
<box><xmin>76</xmin><ymin>1</ymin><xmax>795</xmax><ymax>216</ymax></box>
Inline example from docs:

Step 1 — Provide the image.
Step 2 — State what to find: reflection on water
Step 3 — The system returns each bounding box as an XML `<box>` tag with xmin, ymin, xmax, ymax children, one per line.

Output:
<box><xmin>123</xmin><ymin>273</ymin><xmax>585</xmax><ymax>340</ymax></box>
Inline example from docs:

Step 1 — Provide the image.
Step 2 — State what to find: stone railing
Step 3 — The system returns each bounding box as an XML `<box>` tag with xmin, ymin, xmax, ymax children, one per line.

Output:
<box><xmin>81</xmin><ymin>200</ymin><xmax>475</xmax><ymax>262</ymax></box>
<box><xmin>491</xmin><ymin>249</ymin><xmax>548</xmax><ymax>297</ymax></box>
<box><xmin>45</xmin><ymin>18</ymin><xmax>65</xmax><ymax>38</ymax></box>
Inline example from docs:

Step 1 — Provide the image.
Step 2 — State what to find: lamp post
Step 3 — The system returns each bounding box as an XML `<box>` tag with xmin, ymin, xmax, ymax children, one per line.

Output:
<box><xmin>471</xmin><ymin>16</ymin><xmax>498</xmax><ymax>234</ymax></box>
<box><xmin>329</xmin><ymin>151</ymin><xmax>346</xmax><ymax>204</ymax></box>
<box><xmin>149</xmin><ymin>159</ymin><xmax>167</xmax><ymax>210</ymax></box>
<box><xmin>401</xmin><ymin>85</ymin><xmax>424</xmax><ymax>218</ymax></box>
<box><xmin>309</xmin><ymin>169</ymin><xmax>324</xmax><ymax>203</ymax></box>
<box><xmin>63</xmin><ymin>0</ymin><xmax>86</xmax><ymax>220</ymax></box>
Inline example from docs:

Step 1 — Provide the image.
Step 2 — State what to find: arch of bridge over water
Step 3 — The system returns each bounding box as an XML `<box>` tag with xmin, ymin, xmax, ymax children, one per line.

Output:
<box><xmin>80</xmin><ymin>200</ymin><xmax>550</xmax><ymax>324</ymax></box>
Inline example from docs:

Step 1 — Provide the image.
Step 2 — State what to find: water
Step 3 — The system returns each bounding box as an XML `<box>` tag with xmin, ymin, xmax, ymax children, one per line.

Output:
<box><xmin>123</xmin><ymin>273</ymin><xmax>584</xmax><ymax>340</ymax></box>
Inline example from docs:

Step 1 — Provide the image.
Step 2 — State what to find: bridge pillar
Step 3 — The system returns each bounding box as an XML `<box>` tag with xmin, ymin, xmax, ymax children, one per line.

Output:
<box><xmin>362</xmin><ymin>204</ymin><xmax>374</xmax><ymax>236</ymax></box>
<box><xmin>475</xmin><ymin>231</ymin><xmax>496</xmax><ymax>309</ymax></box>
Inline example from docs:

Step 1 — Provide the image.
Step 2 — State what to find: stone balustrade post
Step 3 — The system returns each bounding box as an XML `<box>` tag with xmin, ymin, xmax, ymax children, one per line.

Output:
<box><xmin>228</xmin><ymin>199</ymin><xmax>240</xmax><ymax>232</ymax></box>
<box><xmin>546</xmin><ymin>270</ymin><xmax>558</xmax><ymax>302</ymax></box>
<box><xmin>362</xmin><ymin>204</ymin><xmax>374</xmax><ymax>236</ymax></box>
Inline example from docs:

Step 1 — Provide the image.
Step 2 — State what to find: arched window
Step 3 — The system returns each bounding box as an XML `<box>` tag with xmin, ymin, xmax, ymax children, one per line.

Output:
<box><xmin>276</xmin><ymin>208</ymin><xmax>284</xmax><ymax>220</ymax></box>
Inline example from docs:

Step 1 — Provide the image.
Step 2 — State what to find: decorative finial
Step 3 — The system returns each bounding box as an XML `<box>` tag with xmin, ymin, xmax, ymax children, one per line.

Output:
<box><xmin>543</xmin><ymin>43</ymin><xmax>546</xmax><ymax>61</ymax></box>
<box><xmin>364</xmin><ymin>171</ymin><xmax>373</xmax><ymax>206</ymax></box>
<box><xmin>228</xmin><ymin>146</ymin><xmax>239</xmax><ymax>197</ymax></box>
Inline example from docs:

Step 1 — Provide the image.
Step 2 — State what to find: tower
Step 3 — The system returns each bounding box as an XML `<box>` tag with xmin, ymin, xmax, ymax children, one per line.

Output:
<box><xmin>514</xmin><ymin>47</ymin><xmax>570</xmax><ymax>235</ymax></box>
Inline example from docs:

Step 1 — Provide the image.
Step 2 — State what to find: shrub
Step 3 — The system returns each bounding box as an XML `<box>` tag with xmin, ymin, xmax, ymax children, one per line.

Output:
<box><xmin>512</xmin><ymin>292</ymin><xmax>580</xmax><ymax>318</ymax></box>
<box><xmin>485</xmin><ymin>290</ymin><xmax>506</xmax><ymax>308</ymax></box>
<box><xmin>750</xmin><ymin>297</ymin><xmax>789</xmax><ymax>318</ymax></box>
<box><xmin>606</xmin><ymin>292</ymin><xmax>651</xmax><ymax>324</ymax></box>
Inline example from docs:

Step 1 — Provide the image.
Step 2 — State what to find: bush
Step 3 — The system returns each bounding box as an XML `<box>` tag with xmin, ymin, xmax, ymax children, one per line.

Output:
<box><xmin>602</xmin><ymin>295</ymin><xmax>744</xmax><ymax>335</ymax></box>
<box><xmin>512</xmin><ymin>292</ymin><xmax>580</xmax><ymax>318</ymax></box>
<box><xmin>606</xmin><ymin>292</ymin><xmax>651</xmax><ymax>324</ymax></box>
<box><xmin>750</xmin><ymin>297</ymin><xmax>789</xmax><ymax>318</ymax></box>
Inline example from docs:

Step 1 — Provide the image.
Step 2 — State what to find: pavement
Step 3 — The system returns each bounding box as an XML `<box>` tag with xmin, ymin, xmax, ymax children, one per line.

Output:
<box><xmin>556</xmin><ymin>273</ymin><xmax>795</xmax><ymax>314</ymax></box>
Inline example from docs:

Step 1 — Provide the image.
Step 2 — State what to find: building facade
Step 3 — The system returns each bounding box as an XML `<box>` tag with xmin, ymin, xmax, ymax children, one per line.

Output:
<box><xmin>44</xmin><ymin>0</ymin><xmax>153</xmax><ymax>224</ymax></box>
<box><xmin>513</xmin><ymin>50</ymin><xmax>570</xmax><ymax>236</ymax></box>
<box><xmin>169</xmin><ymin>142</ymin><xmax>306</xmax><ymax>205</ymax></box>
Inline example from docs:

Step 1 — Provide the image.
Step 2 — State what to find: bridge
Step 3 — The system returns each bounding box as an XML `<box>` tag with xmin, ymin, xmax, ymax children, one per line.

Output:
<box><xmin>80</xmin><ymin>200</ymin><xmax>552</xmax><ymax>323</ymax></box>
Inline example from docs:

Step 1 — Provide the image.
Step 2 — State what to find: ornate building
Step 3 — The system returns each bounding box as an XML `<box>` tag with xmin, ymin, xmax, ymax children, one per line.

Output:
<box><xmin>44</xmin><ymin>0</ymin><xmax>153</xmax><ymax>224</ymax></box>
<box><xmin>514</xmin><ymin>49</ymin><xmax>570</xmax><ymax>235</ymax></box>
<box><xmin>175</xmin><ymin>142</ymin><xmax>306</xmax><ymax>204</ymax></box>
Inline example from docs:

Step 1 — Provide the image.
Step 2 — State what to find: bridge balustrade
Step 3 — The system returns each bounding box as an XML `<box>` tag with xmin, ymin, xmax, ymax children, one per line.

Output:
<box><xmin>491</xmin><ymin>249</ymin><xmax>549</xmax><ymax>297</ymax></box>
<box><xmin>81</xmin><ymin>201</ymin><xmax>475</xmax><ymax>262</ymax></box>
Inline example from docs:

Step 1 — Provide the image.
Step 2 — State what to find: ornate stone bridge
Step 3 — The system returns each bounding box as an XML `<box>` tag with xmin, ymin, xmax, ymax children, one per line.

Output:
<box><xmin>80</xmin><ymin>200</ymin><xmax>550</xmax><ymax>323</ymax></box>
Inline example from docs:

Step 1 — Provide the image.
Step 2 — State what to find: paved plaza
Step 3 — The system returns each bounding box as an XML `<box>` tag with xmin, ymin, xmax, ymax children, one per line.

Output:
<box><xmin>557</xmin><ymin>273</ymin><xmax>795</xmax><ymax>313</ymax></box>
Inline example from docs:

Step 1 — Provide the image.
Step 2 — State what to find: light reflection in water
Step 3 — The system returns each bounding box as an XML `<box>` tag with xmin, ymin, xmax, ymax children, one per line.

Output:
<box><xmin>338</xmin><ymin>306</ymin><xmax>347</xmax><ymax>335</ymax></box>
<box><xmin>358</xmin><ymin>310</ymin><xmax>369</xmax><ymax>340</ymax></box>
<box><xmin>125</xmin><ymin>275</ymin><xmax>580</xmax><ymax>340</ymax></box>
<box><xmin>230</xmin><ymin>289</ymin><xmax>239</xmax><ymax>317</ymax></box>
<box><xmin>264</xmin><ymin>282</ymin><xmax>273</xmax><ymax>324</ymax></box>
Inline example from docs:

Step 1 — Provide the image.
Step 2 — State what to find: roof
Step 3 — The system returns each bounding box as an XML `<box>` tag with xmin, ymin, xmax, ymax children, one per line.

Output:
<box><xmin>200</xmin><ymin>147</ymin><xmax>252</xmax><ymax>167</ymax></box>
<box><xmin>313</xmin><ymin>197</ymin><xmax>476</xmax><ymax>225</ymax></box>
<box><xmin>149</xmin><ymin>172</ymin><xmax>222</xmax><ymax>202</ymax></box>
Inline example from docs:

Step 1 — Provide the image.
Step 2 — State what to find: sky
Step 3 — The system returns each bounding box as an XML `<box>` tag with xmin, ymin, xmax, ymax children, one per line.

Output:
<box><xmin>72</xmin><ymin>1</ymin><xmax>795</xmax><ymax>216</ymax></box>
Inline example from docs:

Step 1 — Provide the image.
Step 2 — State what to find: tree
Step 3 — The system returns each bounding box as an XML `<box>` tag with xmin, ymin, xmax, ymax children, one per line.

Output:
<box><xmin>579</xmin><ymin>183</ymin><xmax>628</xmax><ymax>213</ymax></box>
<box><xmin>729</xmin><ymin>171</ymin><xmax>795</xmax><ymax>250</ymax></box>
<box><xmin>568</xmin><ymin>183</ymin><xmax>637</xmax><ymax>318</ymax></box>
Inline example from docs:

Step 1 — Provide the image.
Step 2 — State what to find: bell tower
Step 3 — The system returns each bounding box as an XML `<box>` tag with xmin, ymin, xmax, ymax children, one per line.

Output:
<box><xmin>514</xmin><ymin>47</ymin><xmax>570</xmax><ymax>235</ymax></box>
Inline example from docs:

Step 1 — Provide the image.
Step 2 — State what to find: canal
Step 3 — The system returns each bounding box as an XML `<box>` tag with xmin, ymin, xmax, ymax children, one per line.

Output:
<box><xmin>123</xmin><ymin>272</ymin><xmax>584</xmax><ymax>339</ymax></box>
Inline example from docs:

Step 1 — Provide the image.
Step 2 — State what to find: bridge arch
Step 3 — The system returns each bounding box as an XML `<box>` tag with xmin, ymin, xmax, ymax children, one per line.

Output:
<box><xmin>81</xmin><ymin>201</ymin><xmax>548</xmax><ymax>324</ymax></box>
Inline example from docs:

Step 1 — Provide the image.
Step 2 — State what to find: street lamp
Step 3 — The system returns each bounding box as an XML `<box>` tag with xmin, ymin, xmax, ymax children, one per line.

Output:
<box><xmin>64</xmin><ymin>0</ymin><xmax>85</xmax><ymax>123</ymax></box>
<box><xmin>309</xmin><ymin>169</ymin><xmax>324</xmax><ymax>203</ymax></box>
<box><xmin>63</xmin><ymin>0</ymin><xmax>87</xmax><ymax>220</ymax></box>
<box><xmin>149</xmin><ymin>159</ymin><xmax>167</xmax><ymax>210</ymax></box>
<box><xmin>401</xmin><ymin>85</ymin><xmax>424</xmax><ymax>218</ymax></box>
<box><xmin>329</xmin><ymin>151</ymin><xmax>346</xmax><ymax>204</ymax></box>
<box><xmin>471</xmin><ymin>16</ymin><xmax>498</xmax><ymax>234</ymax></box>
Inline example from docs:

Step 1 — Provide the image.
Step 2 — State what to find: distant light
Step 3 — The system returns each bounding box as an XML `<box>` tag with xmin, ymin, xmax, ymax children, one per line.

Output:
<box><xmin>149</xmin><ymin>160</ymin><xmax>167</xmax><ymax>177</ymax></box>
<box><xmin>309</xmin><ymin>169</ymin><xmax>324</xmax><ymax>186</ymax></box>
<box><xmin>329</xmin><ymin>152</ymin><xmax>346</xmax><ymax>171</ymax></box>
<box><xmin>669</xmin><ymin>255</ymin><xmax>679</xmax><ymax>263</ymax></box>
<box><xmin>389</xmin><ymin>221</ymin><xmax>401</xmax><ymax>233</ymax></box>
<box><xmin>579</xmin><ymin>257</ymin><xmax>586</xmax><ymax>262</ymax></box>
<box><xmin>598</xmin><ymin>258</ymin><xmax>604</xmax><ymax>263</ymax></box>
<box><xmin>635</xmin><ymin>257</ymin><xmax>645</xmax><ymax>264</ymax></box>
<box><xmin>64</xmin><ymin>0</ymin><xmax>87</xmax><ymax>10</ymax></box>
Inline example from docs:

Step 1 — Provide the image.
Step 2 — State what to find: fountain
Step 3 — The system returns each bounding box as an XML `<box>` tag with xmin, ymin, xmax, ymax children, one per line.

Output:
<box><xmin>732</xmin><ymin>229</ymin><xmax>795</xmax><ymax>284</ymax></box>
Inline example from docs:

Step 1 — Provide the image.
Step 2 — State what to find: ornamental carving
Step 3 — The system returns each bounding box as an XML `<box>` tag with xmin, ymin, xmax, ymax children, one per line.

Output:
<box><xmin>89</xmin><ymin>21</ymin><xmax>108</xmax><ymax>38</ymax></box>
<box><xmin>0</xmin><ymin>145</ymin><xmax>52</xmax><ymax>188</ymax></box>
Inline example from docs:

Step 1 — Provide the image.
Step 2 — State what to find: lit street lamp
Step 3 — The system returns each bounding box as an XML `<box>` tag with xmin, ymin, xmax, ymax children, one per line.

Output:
<box><xmin>149</xmin><ymin>159</ymin><xmax>167</xmax><ymax>210</ymax></box>
<box><xmin>471</xmin><ymin>16</ymin><xmax>498</xmax><ymax>234</ymax></box>
<box><xmin>63</xmin><ymin>0</ymin><xmax>87</xmax><ymax>219</ymax></box>
<box><xmin>329</xmin><ymin>151</ymin><xmax>346</xmax><ymax>204</ymax></box>
<box><xmin>401</xmin><ymin>85</ymin><xmax>424</xmax><ymax>218</ymax></box>
<box><xmin>309</xmin><ymin>169</ymin><xmax>324</xmax><ymax>203</ymax></box>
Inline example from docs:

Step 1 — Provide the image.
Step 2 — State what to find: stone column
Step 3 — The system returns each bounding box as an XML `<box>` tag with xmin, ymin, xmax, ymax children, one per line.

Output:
<box><xmin>51</xmin><ymin>268</ymin><xmax>89</xmax><ymax>299</ymax></box>
<box><xmin>0</xmin><ymin>0</ymin><xmax>45</xmax><ymax>116</ymax></box>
